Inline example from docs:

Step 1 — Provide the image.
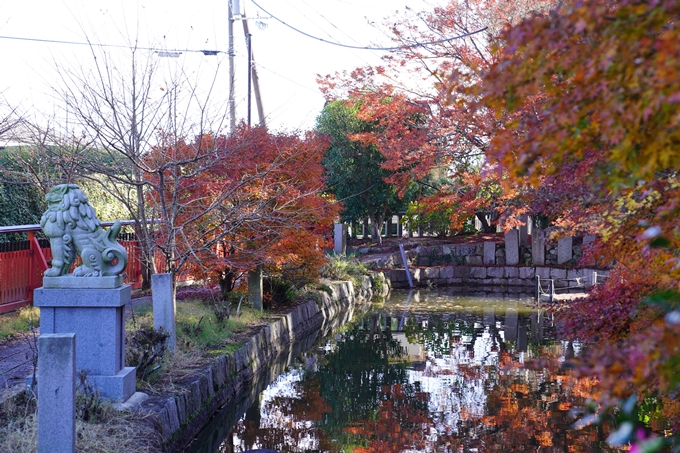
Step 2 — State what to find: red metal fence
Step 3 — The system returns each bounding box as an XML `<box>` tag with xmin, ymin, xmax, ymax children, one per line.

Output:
<box><xmin>0</xmin><ymin>224</ymin><xmax>152</xmax><ymax>314</ymax></box>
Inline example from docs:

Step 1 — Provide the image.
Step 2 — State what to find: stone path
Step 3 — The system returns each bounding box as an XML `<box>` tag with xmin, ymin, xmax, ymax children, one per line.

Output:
<box><xmin>0</xmin><ymin>332</ymin><xmax>38</xmax><ymax>396</ymax></box>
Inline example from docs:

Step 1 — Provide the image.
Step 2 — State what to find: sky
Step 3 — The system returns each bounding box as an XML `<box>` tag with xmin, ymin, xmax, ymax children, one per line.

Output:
<box><xmin>0</xmin><ymin>0</ymin><xmax>445</xmax><ymax>134</ymax></box>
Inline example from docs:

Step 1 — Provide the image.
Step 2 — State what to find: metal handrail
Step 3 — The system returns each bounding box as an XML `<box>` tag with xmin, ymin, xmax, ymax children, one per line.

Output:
<box><xmin>0</xmin><ymin>220</ymin><xmax>138</xmax><ymax>234</ymax></box>
<box><xmin>535</xmin><ymin>274</ymin><xmax>598</xmax><ymax>302</ymax></box>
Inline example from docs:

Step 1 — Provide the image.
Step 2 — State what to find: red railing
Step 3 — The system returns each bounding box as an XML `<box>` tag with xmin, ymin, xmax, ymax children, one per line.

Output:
<box><xmin>0</xmin><ymin>222</ymin><xmax>152</xmax><ymax>314</ymax></box>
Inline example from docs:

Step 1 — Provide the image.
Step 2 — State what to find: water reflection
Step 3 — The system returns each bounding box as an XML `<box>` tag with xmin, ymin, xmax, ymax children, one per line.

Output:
<box><xmin>216</xmin><ymin>289</ymin><xmax>617</xmax><ymax>453</ymax></box>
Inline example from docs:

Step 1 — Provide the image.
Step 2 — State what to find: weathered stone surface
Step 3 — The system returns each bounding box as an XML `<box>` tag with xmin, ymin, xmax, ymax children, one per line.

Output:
<box><xmin>504</xmin><ymin>267</ymin><xmax>519</xmax><ymax>278</ymax></box>
<box><xmin>248</xmin><ymin>265</ymin><xmax>263</xmax><ymax>311</ymax></box>
<box><xmin>333</xmin><ymin>223</ymin><xmax>347</xmax><ymax>255</ymax></box>
<box><xmin>486</xmin><ymin>267</ymin><xmax>504</xmax><ymax>278</ymax></box>
<box><xmin>505</xmin><ymin>229</ymin><xmax>520</xmax><ymax>265</ymax></box>
<box><xmin>470</xmin><ymin>267</ymin><xmax>487</xmax><ymax>279</ymax></box>
<box><xmin>518</xmin><ymin>214</ymin><xmax>529</xmax><ymax>247</ymax></box>
<box><xmin>35</xmin><ymin>285</ymin><xmax>135</xmax><ymax>401</ymax></box>
<box><xmin>536</xmin><ymin>267</ymin><xmax>551</xmax><ymax>278</ymax></box>
<box><xmin>43</xmin><ymin>275</ymin><xmax>123</xmax><ymax>289</ymax></box>
<box><xmin>467</xmin><ymin>256</ymin><xmax>483</xmax><ymax>265</ymax></box>
<box><xmin>454</xmin><ymin>244</ymin><xmax>477</xmax><ymax>256</ymax></box>
<box><xmin>153</xmin><ymin>273</ymin><xmax>175</xmax><ymax>351</ymax></box>
<box><xmin>440</xmin><ymin>267</ymin><xmax>454</xmax><ymax>279</ymax></box>
<box><xmin>532</xmin><ymin>228</ymin><xmax>546</xmax><ymax>265</ymax></box>
<box><xmin>453</xmin><ymin>266</ymin><xmax>471</xmax><ymax>278</ymax></box>
<box><xmin>40</xmin><ymin>184</ymin><xmax>128</xmax><ymax>278</ymax></box>
<box><xmin>35</xmin><ymin>285</ymin><xmax>130</xmax><ymax>308</ymax></box>
<box><xmin>551</xmin><ymin>268</ymin><xmax>567</xmax><ymax>279</ymax></box>
<box><xmin>519</xmin><ymin>267</ymin><xmax>535</xmax><ymax>279</ymax></box>
<box><xmin>483</xmin><ymin>242</ymin><xmax>496</xmax><ymax>265</ymax></box>
<box><xmin>557</xmin><ymin>236</ymin><xmax>574</xmax><ymax>264</ymax></box>
<box><xmin>38</xmin><ymin>333</ymin><xmax>76</xmax><ymax>453</ymax></box>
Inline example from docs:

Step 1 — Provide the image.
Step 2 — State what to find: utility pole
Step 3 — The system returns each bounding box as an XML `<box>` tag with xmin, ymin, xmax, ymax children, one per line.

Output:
<box><xmin>242</xmin><ymin>19</ymin><xmax>265</xmax><ymax>127</ymax></box>
<box><xmin>228</xmin><ymin>1</ymin><xmax>267</xmax><ymax>129</ymax></box>
<box><xmin>246</xmin><ymin>32</ymin><xmax>252</xmax><ymax>126</ymax></box>
<box><xmin>228</xmin><ymin>0</ymin><xmax>236</xmax><ymax>133</ymax></box>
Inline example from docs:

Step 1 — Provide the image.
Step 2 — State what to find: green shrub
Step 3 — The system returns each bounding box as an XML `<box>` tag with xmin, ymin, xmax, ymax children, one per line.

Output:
<box><xmin>320</xmin><ymin>254</ymin><xmax>368</xmax><ymax>283</ymax></box>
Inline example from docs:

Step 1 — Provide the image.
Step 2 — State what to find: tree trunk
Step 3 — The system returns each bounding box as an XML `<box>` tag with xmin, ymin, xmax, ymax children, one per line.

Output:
<box><xmin>369</xmin><ymin>213</ymin><xmax>383</xmax><ymax>246</ymax></box>
<box><xmin>476</xmin><ymin>211</ymin><xmax>498</xmax><ymax>233</ymax></box>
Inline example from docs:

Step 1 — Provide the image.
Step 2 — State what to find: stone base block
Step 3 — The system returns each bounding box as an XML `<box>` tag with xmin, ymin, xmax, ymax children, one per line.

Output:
<box><xmin>89</xmin><ymin>367</ymin><xmax>137</xmax><ymax>402</ymax></box>
<box><xmin>43</xmin><ymin>275</ymin><xmax>123</xmax><ymax>289</ymax></box>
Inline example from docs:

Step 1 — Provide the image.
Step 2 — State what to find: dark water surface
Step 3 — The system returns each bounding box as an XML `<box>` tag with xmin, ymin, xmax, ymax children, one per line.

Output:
<box><xmin>189</xmin><ymin>289</ymin><xmax>618</xmax><ymax>453</ymax></box>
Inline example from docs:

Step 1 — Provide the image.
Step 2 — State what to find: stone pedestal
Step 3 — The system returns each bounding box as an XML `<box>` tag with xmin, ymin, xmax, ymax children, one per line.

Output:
<box><xmin>34</xmin><ymin>281</ymin><xmax>136</xmax><ymax>402</ymax></box>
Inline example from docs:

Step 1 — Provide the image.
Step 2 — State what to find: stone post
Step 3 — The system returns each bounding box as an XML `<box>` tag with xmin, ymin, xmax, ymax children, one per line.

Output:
<box><xmin>248</xmin><ymin>265</ymin><xmax>263</xmax><ymax>311</ymax></box>
<box><xmin>333</xmin><ymin>223</ymin><xmax>347</xmax><ymax>255</ymax></box>
<box><xmin>38</xmin><ymin>333</ymin><xmax>76</xmax><ymax>453</ymax></box>
<box><xmin>152</xmin><ymin>273</ymin><xmax>176</xmax><ymax>352</ymax></box>
<box><xmin>557</xmin><ymin>236</ymin><xmax>574</xmax><ymax>265</ymax></box>
<box><xmin>505</xmin><ymin>229</ymin><xmax>520</xmax><ymax>265</ymax></box>
<box><xmin>483</xmin><ymin>241</ymin><xmax>496</xmax><ymax>265</ymax></box>
<box><xmin>532</xmin><ymin>228</ymin><xmax>546</xmax><ymax>266</ymax></box>
<box><xmin>518</xmin><ymin>214</ymin><xmax>529</xmax><ymax>247</ymax></box>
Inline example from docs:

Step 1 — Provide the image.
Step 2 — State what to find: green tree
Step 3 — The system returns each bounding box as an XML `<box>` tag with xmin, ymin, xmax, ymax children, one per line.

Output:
<box><xmin>0</xmin><ymin>182</ymin><xmax>45</xmax><ymax>239</ymax></box>
<box><xmin>317</xmin><ymin>99</ymin><xmax>405</xmax><ymax>244</ymax></box>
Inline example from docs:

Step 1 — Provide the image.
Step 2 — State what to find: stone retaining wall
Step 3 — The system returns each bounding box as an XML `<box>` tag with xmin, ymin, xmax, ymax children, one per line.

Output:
<box><xmin>382</xmin><ymin>265</ymin><xmax>601</xmax><ymax>290</ymax></box>
<box><xmin>364</xmin><ymin>235</ymin><xmax>592</xmax><ymax>268</ymax></box>
<box><xmin>144</xmin><ymin>274</ymin><xmax>387</xmax><ymax>452</ymax></box>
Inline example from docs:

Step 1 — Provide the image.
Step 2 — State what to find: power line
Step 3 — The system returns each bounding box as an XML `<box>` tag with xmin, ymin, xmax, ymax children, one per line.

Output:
<box><xmin>0</xmin><ymin>34</ymin><xmax>222</xmax><ymax>56</ymax></box>
<box><xmin>250</xmin><ymin>0</ymin><xmax>487</xmax><ymax>51</ymax></box>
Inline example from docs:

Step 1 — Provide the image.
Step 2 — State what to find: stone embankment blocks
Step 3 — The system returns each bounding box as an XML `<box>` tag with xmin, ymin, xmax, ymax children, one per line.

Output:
<box><xmin>382</xmin><ymin>265</ymin><xmax>602</xmax><ymax>289</ymax></box>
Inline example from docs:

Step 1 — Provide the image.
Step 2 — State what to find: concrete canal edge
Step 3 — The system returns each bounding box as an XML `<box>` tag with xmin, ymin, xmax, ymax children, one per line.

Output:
<box><xmin>138</xmin><ymin>274</ymin><xmax>388</xmax><ymax>453</ymax></box>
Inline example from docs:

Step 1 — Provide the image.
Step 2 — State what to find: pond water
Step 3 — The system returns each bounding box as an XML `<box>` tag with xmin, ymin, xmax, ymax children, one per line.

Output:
<box><xmin>191</xmin><ymin>289</ymin><xmax>619</xmax><ymax>453</ymax></box>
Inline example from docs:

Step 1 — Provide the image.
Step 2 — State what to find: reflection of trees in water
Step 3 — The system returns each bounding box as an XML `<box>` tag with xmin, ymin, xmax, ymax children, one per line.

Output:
<box><xmin>227</xmin><ymin>308</ymin><xmax>612</xmax><ymax>453</ymax></box>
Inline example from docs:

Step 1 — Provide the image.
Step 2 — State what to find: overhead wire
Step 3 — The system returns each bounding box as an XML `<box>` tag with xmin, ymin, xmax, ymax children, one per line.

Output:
<box><xmin>0</xmin><ymin>34</ymin><xmax>222</xmax><ymax>56</ymax></box>
<box><xmin>250</xmin><ymin>0</ymin><xmax>487</xmax><ymax>51</ymax></box>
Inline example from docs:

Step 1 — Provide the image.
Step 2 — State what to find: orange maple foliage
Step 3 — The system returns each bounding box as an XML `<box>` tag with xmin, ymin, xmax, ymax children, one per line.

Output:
<box><xmin>144</xmin><ymin>125</ymin><xmax>339</xmax><ymax>287</ymax></box>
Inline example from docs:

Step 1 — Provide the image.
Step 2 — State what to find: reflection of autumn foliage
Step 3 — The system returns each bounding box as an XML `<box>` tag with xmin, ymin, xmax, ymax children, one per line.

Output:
<box><xmin>350</xmin><ymin>383</ymin><xmax>431</xmax><ymax>453</ymax></box>
<box><xmin>225</xmin><ymin>308</ymin><xmax>627</xmax><ymax>452</ymax></box>
<box><xmin>234</xmin><ymin>377</ymin><xmax>338</xmax><ymax>453</ymax></box>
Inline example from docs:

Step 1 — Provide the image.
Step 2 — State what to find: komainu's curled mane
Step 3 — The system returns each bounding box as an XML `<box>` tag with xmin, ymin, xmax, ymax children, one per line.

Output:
<box><xmin>40</xmin><ymin>184</ymin><xmax>128</xmax><ymax>277</ymax></box>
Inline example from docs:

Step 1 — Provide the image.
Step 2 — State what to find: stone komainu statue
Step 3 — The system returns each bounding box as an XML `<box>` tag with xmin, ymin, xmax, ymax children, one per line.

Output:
<box><xmin>40</xmin><ymin>184</ymin><xmax>128</xmax><ymax>277</ymax></box>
